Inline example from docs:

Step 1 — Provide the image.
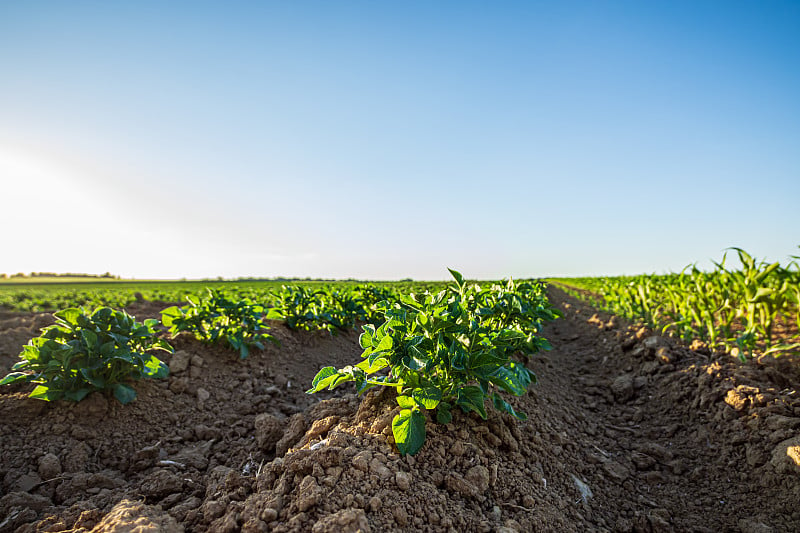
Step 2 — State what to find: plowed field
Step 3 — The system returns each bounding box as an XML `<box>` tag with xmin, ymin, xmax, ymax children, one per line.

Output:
<box><xmin>1</xmin><ymin>289</ymin><xmax>799</xmax><ymax>532</ymax></box>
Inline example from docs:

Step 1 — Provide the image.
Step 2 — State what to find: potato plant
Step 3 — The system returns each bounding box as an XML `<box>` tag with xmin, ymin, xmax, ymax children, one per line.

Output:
<box><xmin>0</xmin><ymin>307</ymin><xmax>172</xmax><ymax>404</ymax></box>
<box><xmin>161</xmin><ymin>289</ymin><xmax>278</xmax><ymax>359</ymax></box>
<box><xmin>308</xmin><ymin>269</ymin><xmax>560</xmax><ymax>455</ymax></box>
<box><xmin>271</xmin><ymin>285</ymin><xmax>401</xmax><ymax>333</ymax></box>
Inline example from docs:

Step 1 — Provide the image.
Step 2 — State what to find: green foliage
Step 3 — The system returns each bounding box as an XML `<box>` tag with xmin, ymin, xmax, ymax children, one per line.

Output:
<box><xmin>161</xmin><ymin>289</ymin><xmax>278</xmax><ymax>358</ymax></box>
<box><xmin>0</xmin><ymin>307</ymin><xmax>172</xmax><ymax>404</ymax></box>
<box><xmin>270</xmin><ymin>286</ymin><xmax>336</xmax><ymax>332</ymax></box>
<box><xmin>270</xmin><ymin>285</ymin><xmax>399</xmax><ymax>333</ymax></box>
<box><xmin>552</xmin><ymin>246</ymin><xmax>800</xmax><ymax>360</ymax></box>
<box><xmin>308</xmin><ymin>270</ymin><xmax>560</xmax><ymax>455</ymax></box>
<box><xmin>0</xmin><ymin>278</ymin><xmax>448</xmax><ymax>315</ymax></box>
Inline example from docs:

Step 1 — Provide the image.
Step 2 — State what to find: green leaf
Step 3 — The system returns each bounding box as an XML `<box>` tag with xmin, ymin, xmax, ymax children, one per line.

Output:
<box><xmin>456</xmin><ymin>385</ymin><xmax>487</xmax><ymax>419</ymax></box>
<box><xmin>265</xmin><ymin>307</ymin><xmax>283</xmax><ymax>320</ymax></box>
<box><xmin>489</xmin><ymin>363</ymin><xmax>531</xmax><ymax>396</ymax></box>
<box><xmin>375</xmin><ymin>333</ymin><xmax>393</xmax><ymax>353</ymax></box>
<box><xmin>143</xmin><ymin>356</ymin><xmax>169</xmax><ymax>379</ymax></box>
<box><xmin>412</xmin><ymin>386</ymin><xmax>442</xmax><ymax>409</ymax></box>
<box><xmin>359</xmin><ymin>325</ymin><xmax>375</xmax><ymax>348</ymax></box>
<box><xmin>152</xmin><ymin>339</ymin><xmax>174</xmax><ymax>353</ymax></box>
<box><xmin>355</xmin><ymin>356</ymin><xmax>388</xmax><ymax>374</ymax></box>
<box><xmin>436</xmin><ymin>402</ymin><xmax>452</xmax><ymax>424</ymax></box>
<box><xmin>399</xmin><ymin>293</ymin><xmax>422</xmax><ymax>310</ymax></box>
<box><xmin>29</xmin><ymin>385</ymin><xmax>59</xmax><ymax>401</ymax></box>
<box><xmin>80</xmin><ymin>368</ymin><xmax>105</xmax><ymax>388</ymax></box>
<box><xmin>749</xmin><ymin>287</ymin><xmax>775</xmax><ymax>304</ymax></box>
<box><xmin>468</xmin><ymin>350</ymin><xmax>507</xmax><ymax>376</ymax></box>
<box><xmin>11</xmin><ymin>360</ymin><xmax>30</xmax><ymax>371</ymax></box>
<box><xmin>160</xmin><ymin>306</ymin><xmax>182</xmax><ymax>328</ymax></box>
<box><xmin>448</xmin><ymin>268</ymin><xmax>465</xmax><ymax>288</ymax></box>
<box><xmin>492</xmin><ymin>393</ymin><xmax>528</xmax><ymax>420</ymax></box>
<box><xmin>0</xmin><ymin>372</ymin><xmax>30</xmax><ymax>386</ymax></box>
<box><xmin>54</xmin><ymin>308</ymin><xmax>82</xmax><ymax>326</ymax></box>
<box><xmin>238</xmin><ymin>344</ymin><xmax>249</xmax><ymax>359</ymax></box>
<box><xmin>307</xmin><ymin>366</ymin><xmax>340</xmax><ymax>393</ymax></box>
<box><xmin>392</xmin><ymin>408</ymin><xmax>427</xmax><ymax>456</ymax></box>
<box><xmin>80</xmin><ymin>329</ymin><xmax>98</xmax><ymax>348</ymax></box>
<box><xmin>396</xmin><ymin>394</ymin><xmax>416</xmax><ymax>408</ymax></box>
<box><xmin>113</xmin><ymin>383</ymin><xmax>137</xmax><ymax>404</ymax></box>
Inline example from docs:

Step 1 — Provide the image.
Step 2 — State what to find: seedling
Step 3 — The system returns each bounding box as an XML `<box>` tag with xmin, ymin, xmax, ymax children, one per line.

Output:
<box><xmin>0</xmin><ymin>307</ymin><xmax>172</xmax><ymax>404</ymax></box>
<box><xmin>161</xmin><ymin>289</ymin><xmax>278</xmax><ymax>359</ymax></box>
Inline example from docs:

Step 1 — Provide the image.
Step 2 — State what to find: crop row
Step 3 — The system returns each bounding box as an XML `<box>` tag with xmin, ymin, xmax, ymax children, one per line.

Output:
<box><xmin>0</xmin><ymin>280</ymin><xmax>445</xmax><ymax>314</ymax></box>
<box><xmin>2</xmin><ymin>273</ymin><xmax>559</xmax><ymax>440</ymax></box>
<box><xmin>551</xmin><ymin>247</ymin><xmax>800</xmax><ymax>360</ymax></box>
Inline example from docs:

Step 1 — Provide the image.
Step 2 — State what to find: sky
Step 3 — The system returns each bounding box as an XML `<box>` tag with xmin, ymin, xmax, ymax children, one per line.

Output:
<box><xmin>1</xmin><ymin>1</ymin><xmax>798</xmax><ymax>280</ymax></box>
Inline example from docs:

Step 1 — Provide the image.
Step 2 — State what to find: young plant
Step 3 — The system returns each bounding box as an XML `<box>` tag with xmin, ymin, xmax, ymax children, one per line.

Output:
<box><xmin>161</xmin><ymin>289</ymin><xmax>278</xmax><ymax>358</ymax></box>
<box><xmin>270</xmin><ymin>286</ymin><xmax>331</xmax><ymax>332</ymax></box>
<box><xmin>0</xmin><ymin>307</ymin><xmax>172</xmax><ymax>404</ymax></box>
<box><xmin>308</xmin><ymin>270</ymin><xmax>559</xmax><ymax>455</ymax></box>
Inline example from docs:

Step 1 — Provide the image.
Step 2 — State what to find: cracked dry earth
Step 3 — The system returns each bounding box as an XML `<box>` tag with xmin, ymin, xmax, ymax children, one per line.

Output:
<box><xmin>1</xmin><ymin>287</ymin><xmax>799</xmax><ymax>532</ymax></box>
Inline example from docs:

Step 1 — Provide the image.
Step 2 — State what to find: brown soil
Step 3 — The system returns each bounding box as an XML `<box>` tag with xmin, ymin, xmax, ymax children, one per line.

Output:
<box><xmin>1</xmin><ymin>287</ymin><xmax>799</xmax><ymax>532</ymax></box>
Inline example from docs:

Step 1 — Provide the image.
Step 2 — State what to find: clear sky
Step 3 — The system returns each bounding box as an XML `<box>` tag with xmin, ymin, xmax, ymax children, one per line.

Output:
<box><xmin>1</xmin><ymin>1</ymin><xmax>798</xmax><ymax>280</ymax></box>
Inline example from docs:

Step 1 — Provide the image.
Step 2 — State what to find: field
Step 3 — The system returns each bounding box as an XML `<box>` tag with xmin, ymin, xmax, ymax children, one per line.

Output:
<box><xmin>1</xmin><ymin>270</ymin><xmax>799</xmax><ymax>532</ymax></box>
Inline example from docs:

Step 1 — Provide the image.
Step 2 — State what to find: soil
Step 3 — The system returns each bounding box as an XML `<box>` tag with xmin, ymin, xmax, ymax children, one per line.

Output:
<box><xmin>1</xmin><ymin>288</ymin><xmax>799</xmax><ymax>532</ymax></box>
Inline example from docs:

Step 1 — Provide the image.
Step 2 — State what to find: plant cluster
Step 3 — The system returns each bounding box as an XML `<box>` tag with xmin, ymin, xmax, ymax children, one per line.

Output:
<box><xmin>161</xmin><ymin>289</ymin><xmax>279</xmax><ymax>359</ymax></box>
<box><xmin>552</xmin><ymin>247</ymin><xmax>800</xmax><ymax>360</ymax></box>
<box><xmin>308</xmin><ymin>270</ymin><xmax>561</xmax><ymax>455</ymax></box>
<box><xmin>0</xmin><ymin>307</ymin><xmax>172</xmax><ymax>403</ymax></box>
<box><xmin>270</xmin><ymin>285</ymin><xmax>398</xmax><ymax>333</ymax></box>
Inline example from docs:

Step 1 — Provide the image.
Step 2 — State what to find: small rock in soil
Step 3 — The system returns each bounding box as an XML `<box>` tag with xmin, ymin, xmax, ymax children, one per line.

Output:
<box><xmin>465</xmin><ymin>465</ymin><xmax>490</xmax><ymax>493</ymax></box>
<box><xmin>169</xmin><ymin>351</ymin><xmax>192</xmax><ymax>374</ymax></box>
<box><xmin>139</xmin><ymin>469</ymin><xmax>185</xmax><ymax>500</ymax></box>
<box><xmin>254</xmin><ymin>413</ymin><xmax>284</xmax><ymax>452</ymax></box>
<box><xmin>738</xmin><ymin>518</ymin><xmax>775</xmax><ymax>533</ymax></box>
<box><xmin>395</xmin><ymin>471</ymin><xmax>411</xmax><ymax>491</ymax></box>
<box><xmin>611</xmin><ymin>374</ymin><xmax>635</xmax><ymax>402</ymax></box>
<box><xmin>196</xmin><ymin>387</ymin><xmax>211</xmax><ymax>403</ymax></box>
<box><xmin>0</xmin><ymin>491</ymin><xmax>52</xmax><ymax>514</ymax></box>
<box><xmin>296</xmin><ymin>475</ymin><xmax>321</xmax><ymax>512</ymax></box>
<box><xmin>602</xmin><ymin>461</ymin><xmax>630</xmax><ymax>483</ymax></box>
<box><xmin>311</xmin><ymin>508</ymin><xmax>371</xmax><ymax>533</ymax></box>
<box><xmin>276</xmin><ymin>413</ymin><xmax>306</xmax><ymax>456</ymax></box>
<box><xmin>445</xmin><ymin>471</ymin><xmax>481</xmax><ymax>499</ymax></box>
<box><xmin>769</xmin><ymin>436</ymin><xmax>800</xmax><ymax>475</ymax></box>
<box><xmin>89</xmin><ymin>499</ymin><xmax>184</xmax><ymax>533</ymax></box>
<box><xmin>37</xmin><ymin>453</ymin><xmax>62</xmax><ymax>480</ymax></box>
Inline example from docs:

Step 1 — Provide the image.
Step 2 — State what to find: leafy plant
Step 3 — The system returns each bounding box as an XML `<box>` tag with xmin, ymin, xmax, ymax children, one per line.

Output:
<box><xmin>271</xmin><ymin>285</ymin><xmax>400</xmax><ymax>333</ymax></box>
<box><xmin>161</xmin><ymin>289</ymin><xmax>278</xmax><ymax>358</ymax></box>
<box><xmin>0</xmin><ymin>307</ymin><xmax>172</xmax><ymax>404</ymax></box>
<box><xmin>308</xmin><ymin>269</ymin><xmax>560</xmax><ymax>455</ymax></box>
<box><xmin>270</xmin><ymin>286</ymin><xmax>331</xmax><ymax>332</ymax></box>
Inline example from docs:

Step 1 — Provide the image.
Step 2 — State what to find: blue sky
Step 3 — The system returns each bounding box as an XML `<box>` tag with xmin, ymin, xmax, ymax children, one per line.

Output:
<box><xmin>1</xmin><ymin>1</ymin><xmax>798</xmax><ymax>279</ymax></box>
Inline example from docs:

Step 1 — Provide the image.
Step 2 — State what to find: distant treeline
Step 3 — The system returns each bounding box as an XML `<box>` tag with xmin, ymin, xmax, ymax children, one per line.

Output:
<box><xmin>0</xmin><ymin>272</ymin><xmax>119</xmax><ymax>279</ymax></box>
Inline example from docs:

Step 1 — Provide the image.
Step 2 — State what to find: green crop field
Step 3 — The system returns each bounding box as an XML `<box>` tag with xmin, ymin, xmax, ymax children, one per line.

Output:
<box><xmin>0</xmin><ymin>279</ymin><xmax>447</xmax><ymax>314</ymax></box>
<box><xmin>550</xmin><ymin>247</ymin><xmax>800</xmax><ymax>361</ymax></box>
